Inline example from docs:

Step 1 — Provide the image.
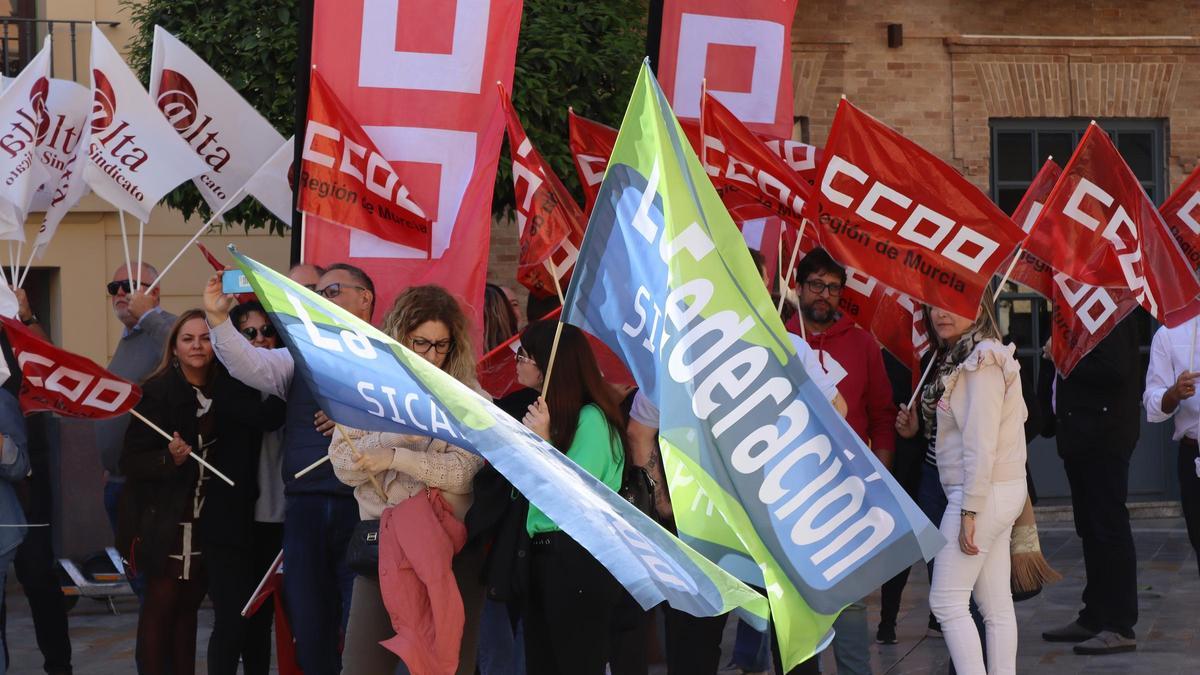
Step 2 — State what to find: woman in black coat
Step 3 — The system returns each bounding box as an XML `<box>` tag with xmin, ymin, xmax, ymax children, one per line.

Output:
<box><xmin>118</xmin><ymin>309</ymin><xmax>283</xmax><ymax>675</ymax></box>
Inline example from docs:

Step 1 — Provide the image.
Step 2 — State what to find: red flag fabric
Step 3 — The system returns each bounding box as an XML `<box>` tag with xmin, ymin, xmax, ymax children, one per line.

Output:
<box><xmin>476</xmin><ymin>307</ymin><xmax>634</xmax><ymax>400</ymax></box>
<box><xmin>657</xmin><ymin>0</ymin><xmax>798</xmax><ymax>138</ymax></box>
<box><xmin>568</xmin><ymin>110</ymin><xmax>616</xmax><ymax>216</ymax></box>
<box><xmin>299</xmin><ymin>71</ymin><xmax>433</xmax><ymax>254</ymax></box>
<box><xmin>242</xmin><ymin>555</ymin><xmax>302</xmax><ymax>675</ymax></box>
<box><xmin>501</xmin><ymin>90</ymin><xmax>586</xmax><ymax>299</ymax></box>
<box><xmin>1000</xmin><ymin>159</ymin><xmax>1062</xmax><ymax>298</ymax></box>
<box><xmin>700</xmin><ymin>91</ymin><xmax>812</xmax><ymax>227</ymax></box>
<box><xmin>1158</xmin><ymin>162</ymin><xmax>1200</xmax><ymax>272</ymax></box>
<box><xmin>1028</xmin><ymin>123</ymin><xmax>1200</xmax><ymax>326</ymax></box>
<box><xmin>1049</xmin><ymin>272</ymin><xmax>1139</xmax><ymax>377</ymax></box>
<box><xmin>817</xmin><ymin>99</ymin><xmax>1026</xmax><ymax>318</ymax></box>
<box><xmin>305</xmin><ymin>0</ymin><xmax>523</xmax><ymax>332</ymax></box>
<box><xmin>0</xmin><ymin>316</ymin><xmax>140</xmax><ymax>418</ymax></box>
<box><xmin>872</xmin><ymin>290</ymin><xmax>933</xmax><ymax>387</ymax></box>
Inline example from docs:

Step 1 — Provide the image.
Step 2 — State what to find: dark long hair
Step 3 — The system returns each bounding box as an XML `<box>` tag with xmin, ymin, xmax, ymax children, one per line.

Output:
<box><xmin>520</xmin><ymin>320</ymin><xmax>627</xmax><ymax>460</ymax></box>
<box><xmin>483</xmin><ymin>283</ymin><xmax>519</xmax><ymax>352</ymax></box>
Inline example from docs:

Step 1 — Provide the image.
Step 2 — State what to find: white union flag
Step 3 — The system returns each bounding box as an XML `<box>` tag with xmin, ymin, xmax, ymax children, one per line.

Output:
<box><xmin>150</xmin><ymin>26</ymin><xmax>285</xmax><ymax>218</ymax></box>
<box><xmin>84</xmin><ymin>24</ymin><xmax>207</xmax><ymax>222</ymax></box>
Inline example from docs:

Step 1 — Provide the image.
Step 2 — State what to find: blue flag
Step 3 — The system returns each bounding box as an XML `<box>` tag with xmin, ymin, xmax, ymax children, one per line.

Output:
<box><xmin>562</xmin><ymin>63</ymin><xmax>943</xmax><ymax>666</ymax></box>
<box><xmin>230</xmin><ymin>247</ymin><xmax>770</xmax><ymax>628</ymax></box>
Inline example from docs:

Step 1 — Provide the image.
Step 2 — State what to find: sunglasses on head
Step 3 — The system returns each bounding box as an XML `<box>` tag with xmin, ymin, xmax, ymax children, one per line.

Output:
<box><xmin>240</xmin><ymin>325</ymin><xmax>277</xmax><ymax>341</ymax></box>
<box><xmin>106</xmin><ymin>280</ymin><xmax>142</xmax><ymax>296</ymax></box>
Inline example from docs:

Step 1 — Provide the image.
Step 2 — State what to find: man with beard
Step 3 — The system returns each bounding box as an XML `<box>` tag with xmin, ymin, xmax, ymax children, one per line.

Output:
<box><xmin>784</xmin><ymin>247</ymin><xmax>895</xmax><ymax>675</ymax></box>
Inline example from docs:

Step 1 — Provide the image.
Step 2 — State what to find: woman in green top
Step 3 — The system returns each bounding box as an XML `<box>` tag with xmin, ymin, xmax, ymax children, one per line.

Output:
<box><xmin>515</xmin><ymin>320</ymin><xmax>627</xmax><ymax>675</ymax></box>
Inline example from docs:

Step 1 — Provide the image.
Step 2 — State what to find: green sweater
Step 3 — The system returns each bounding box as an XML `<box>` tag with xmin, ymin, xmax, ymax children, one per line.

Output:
<box><xmin>526</xmin><ymin>404</ymin><xmax>625</xmax><ymax>536</ymax></box>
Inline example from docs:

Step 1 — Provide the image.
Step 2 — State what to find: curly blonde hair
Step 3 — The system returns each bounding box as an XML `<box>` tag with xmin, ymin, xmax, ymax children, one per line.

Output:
<box><xmin>381</xmin><ymin>285</ymin><xmax>476</xmax><ymax>385</ymax></box>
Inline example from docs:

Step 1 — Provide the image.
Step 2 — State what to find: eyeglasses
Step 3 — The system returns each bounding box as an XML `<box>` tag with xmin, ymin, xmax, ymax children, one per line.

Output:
<box><xmin>316</xmin><ymin>283</ymin><xmax>367</xmax><ymax>299</ymax></box>
<box><xmin>302</xmin><ymin>283</ymin><xmax>317</xmax><ymax>291</ymax></box>
<box><xmin>240</xmin><ymin>325</ymin><xmax>277</xmax><ymax>341</ymax></box>
<box><xmin>410</xmin><ymin>337</ymin><xmax>454</xmax><ymax>355</ymax></box>
<box><xmin>106</xmin><ymin>280</ymin><xmax>142</xmax><ymax>296</ymax></box>
<box><xmin>516</xmin><ymin>352</ymin><xmax>536</xmax><ymax>365</ymax></box>
<box><xmin>804</xmin><ymin>279</ymin><xmax>844</xmax><ymax>297</ymax></box>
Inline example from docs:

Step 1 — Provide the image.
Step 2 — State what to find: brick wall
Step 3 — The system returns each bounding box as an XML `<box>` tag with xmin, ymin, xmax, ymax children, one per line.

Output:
<box><xmin>484</xmin><ymin>2</ymin><xmax>1200</xmax><ymax>304</ymax></box>
<box><xmin>790</xmin><ymin>1</ymin><xmax>1200</xmax><ymax>192</ymax></box>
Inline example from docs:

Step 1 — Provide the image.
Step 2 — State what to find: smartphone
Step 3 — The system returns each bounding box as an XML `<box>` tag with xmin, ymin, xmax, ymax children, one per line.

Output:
<box><xmin>221</xmin><ymin>270</ymin><xmax>253</xmax><ymax>295</ymax></box>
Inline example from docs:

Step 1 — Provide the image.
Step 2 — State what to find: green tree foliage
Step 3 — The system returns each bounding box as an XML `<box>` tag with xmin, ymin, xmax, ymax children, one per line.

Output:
<box><xmin>497</xmin><ymin>0</ymin><xmax>648</xmax><ymax>213</ymax></box>
<box><xmin>123</xmin><ymin>0</ymin><xmax>647</xmax><ymax>231</ymax></box>
<box><xmin>124</xmin><ymin>0</ymin><xmax>297</xmax><ymax>234</ymax></box>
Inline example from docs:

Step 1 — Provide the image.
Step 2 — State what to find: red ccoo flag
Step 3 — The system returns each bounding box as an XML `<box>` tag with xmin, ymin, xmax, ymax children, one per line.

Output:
<box><xmin>0</xmin><ymin>316</ymin><xmax>141</xmax><ymax>418</ymax></box>
<box><xmin>1048</xmin><ymin>272</ymin><xmax>1139</xmax><ymax>377</ymax></box>
<box><xmin>299</xmin><ymin>71</ymin><xmax>433</xmax><ymax>254</ymax></box>
<box><xmin>998</xmin><ymin>158</ymin><xmax>1062</xmax><ymax>298</ymax></box>
<box><xmin>501</xmin><ymin>89</ymin><xmax>587</xmax><ymax>299</ymax></box>
<box><xmin>1158</xmin><ymin>161</ymin><xmax>1200</xmax><ymax>272</ymax></box>
<box><xmin>1028</xmin><ymin>123</ymin><xmax>1200</xmax><ymax>326</ymax></box>
<box><xmin>568</xmin><ymin>111</ymin><xmax>616</xmax><ymax>216</ymax></box>
<box><xmin>817</xmin><ymin>99</ymin><xmax>1026</xmax><ymax>318</ymax></box>
<box><xmin>699</xmin><ymin>90</ymin><xmax>813</xmax><ymax>227</ymax></box>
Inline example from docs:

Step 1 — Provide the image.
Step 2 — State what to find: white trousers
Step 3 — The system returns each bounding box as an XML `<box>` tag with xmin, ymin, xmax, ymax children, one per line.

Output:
<box><xmin>930</xmin><ymin>479</ymin><xmax>1027</xmax><ymax>675</ymax></box>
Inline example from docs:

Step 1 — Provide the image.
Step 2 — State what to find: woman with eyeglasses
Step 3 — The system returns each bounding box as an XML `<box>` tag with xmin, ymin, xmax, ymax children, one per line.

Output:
<box><xmin>512</xmin><ymin>319</ymin><xmax>627</xmax><ymax>675</ymax></box>
<box><xmin>329</xmin><ymin>285</ymin><xmax>488</xmax><ymax>675</ymax></box>
<box><xmin>118</xmin><ymin>310</ymin><xmax>284</xmax><ymax>675</ymax></box>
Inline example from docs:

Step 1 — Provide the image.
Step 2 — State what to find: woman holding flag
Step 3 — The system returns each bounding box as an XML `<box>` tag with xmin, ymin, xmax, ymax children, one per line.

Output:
<box><xmin>329</xmin><ymin>285</ymin><xmax>488</xmax><ymax>675</ymax></box>
<box><xmin>896</xmin><ymin>299</ymin><xmax>1028</xmax><ymax>675</ymax></box>
<box><xmin>117</xmin><ymin>310</ymin><xmax>284</xmax><ymax>675</ymax></box>
<box><xmin>514</xmin><ymin>319</ymin><xmax>627</xmax><ymax>675</ymax></box>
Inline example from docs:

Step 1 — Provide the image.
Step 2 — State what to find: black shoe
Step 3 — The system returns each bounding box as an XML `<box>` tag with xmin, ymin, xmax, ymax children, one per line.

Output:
<box><xmin>876</xmin><ymin>622</ymin><xmax>897</xmax><ymax>645</ymax></box>
<box><xmin>1043</xmin><ymin>620</ymin><xmax>1099</xmax><ymax>643</ymax></box>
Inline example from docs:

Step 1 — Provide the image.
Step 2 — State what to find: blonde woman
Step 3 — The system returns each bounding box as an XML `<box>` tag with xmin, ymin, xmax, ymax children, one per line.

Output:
<box><xmin>896</xmin><ymin>300</ymin><xmax>1028</xmax><ymax>675</ymax></box>
<box><xmin>330</xmin><ymin>285</ymin><xmax>489</xmax><ymax>675</ymax></box>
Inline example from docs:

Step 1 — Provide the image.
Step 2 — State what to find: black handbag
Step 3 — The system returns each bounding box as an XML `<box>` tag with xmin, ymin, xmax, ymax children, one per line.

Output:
<box><xmin>345</xmin><ymin>519</ymin><xmax>381</xmax><ymax>577</ymax></box>
<box><xmin>619</xmin><ymin>465</ymin><xmax>657</xmax><ymax>518</ymax></box>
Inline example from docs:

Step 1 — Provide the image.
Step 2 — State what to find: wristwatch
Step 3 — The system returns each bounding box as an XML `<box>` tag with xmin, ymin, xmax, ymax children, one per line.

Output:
<box><xmin>21</xmin><ymin>314</ymin><xmax>37</xmax><ymax>326</ymax></box>
<box><xmin>960</xmin><ymin>509</ymin><xmax>977</xmax><ymax>519</ymax></box>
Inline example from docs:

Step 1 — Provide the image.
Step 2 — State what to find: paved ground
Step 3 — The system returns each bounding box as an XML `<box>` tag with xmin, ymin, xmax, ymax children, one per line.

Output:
<box><xmin>5</xmin><ymin>518</ymin><xmax>1196</xmax><ymax>673</ymax></box>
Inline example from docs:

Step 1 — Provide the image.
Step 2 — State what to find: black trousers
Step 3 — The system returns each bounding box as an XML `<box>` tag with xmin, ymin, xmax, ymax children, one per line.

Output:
<box><xmin>1179</xmin><ymin>439</ymin><xmax>1200</xmax><ymax>578</ymax></box>
<box><xmin>524</xmin><ymin>531</ymin><xmax>620</xmax><ymax>675</ymax></box>
<box><xmin>1063</xmin><ymin>452</ymin><xmax>1138</xmax><ymax>637</ymax></box>
<box><xmin>205</xmin><ymin>522</ymin><xmax>282</xmax><ymax>675</ymax></box>
<box><xmin>1</xmin><ymin>474</ymin><xmax>72</xmax><ymax>674</ymax></box>
<box><xmin>663</xmin><ymin>607</ymin><xmax>726</xmax><ymax>675</ymax></box>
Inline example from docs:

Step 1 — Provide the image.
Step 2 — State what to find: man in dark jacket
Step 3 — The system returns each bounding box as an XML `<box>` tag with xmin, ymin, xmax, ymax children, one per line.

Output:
<box><xmin>1042</xmin><ymin>315</ymin><xmax>1141</xmax><ymax>655</ymax></box>
<box><xmin>205</xmin><ymin>263</ymin><xmax>373</xmax><ymax>675</ymax></box>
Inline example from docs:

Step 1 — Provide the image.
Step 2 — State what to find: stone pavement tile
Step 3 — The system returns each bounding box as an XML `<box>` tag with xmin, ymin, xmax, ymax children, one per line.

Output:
<box><xmin>2</xmin><ymin>519</ymin><xmax>1195</xmax><ymax>673</ymax></box>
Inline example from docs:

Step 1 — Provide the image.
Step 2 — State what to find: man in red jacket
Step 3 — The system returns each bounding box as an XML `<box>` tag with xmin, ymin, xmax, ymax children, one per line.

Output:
<box><xmin>785</xmin><ymin>246</ymin><xmax>897</xmax><ymax>675</ymax></box>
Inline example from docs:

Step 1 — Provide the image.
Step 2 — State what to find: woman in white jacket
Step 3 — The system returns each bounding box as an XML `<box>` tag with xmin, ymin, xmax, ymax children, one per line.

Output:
<box><xmin>896</xmin><ymin>299</ymin><xmax>1027</xmax><ymax>675</ymax></box>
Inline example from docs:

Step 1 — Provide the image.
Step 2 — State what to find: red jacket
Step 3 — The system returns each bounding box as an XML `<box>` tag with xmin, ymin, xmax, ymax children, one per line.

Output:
<box><xmin>378</xmin><ymin>490</ymin><xmax>468</xmax><ymax>675</ymax></box>
<box><xmin>786</xmin><ymin>313</ymin><xmax>896</xmax><ymax>452</ymax></box>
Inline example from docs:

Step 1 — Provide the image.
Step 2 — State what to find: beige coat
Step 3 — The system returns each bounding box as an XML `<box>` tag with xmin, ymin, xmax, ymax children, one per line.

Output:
<box><xmin>935</xmin><ymin>339</ymin><xmax>1028</xmax><ymax>513</ymax></box>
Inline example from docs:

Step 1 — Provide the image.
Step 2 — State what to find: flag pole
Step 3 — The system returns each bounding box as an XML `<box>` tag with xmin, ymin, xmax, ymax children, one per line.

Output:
<box><xmin>540</xmin><ymin>265</ymin><xmax>567</xmax><ymax>400</ymax></box>
<box><xmin>906</xmin><ymin>354</ymin><xmax>938</xmax><ymax>410</ymax></box>
<box><xmin>146</xmin><ymin>185</ymin><xmax>249</xmax><ymax>293</ymax></box>
<box><xmin>118</xmin><ymin>210</ymin><xmax>133</xmax><ymax>288</ymax></box>
<box><xmin>241</xmin><ymin>549</ymin><xmax>283</xmax><ymax>617</ymax></box>
<box><xmin>293</xmin><ymin>454</ymin><xmax>329</xmax><ymax>478</ymax></box>
<box><xmin>12</xmin><ymin>241</ymin><xmax>22</xmax><ymax>289</ymax></box>
<box><xmin>334</xmin><ymin>423</ymin><xmax>388</xmax><ymax>501</ymax></box>
<box><xmin>777</xmin><ymin>220</ymin><xmax>807</xmax><ymax>314</ymax></box>
<box><xmin>129</xmin><ymin>409</ymin><xmax>236</xmax><ymax>487</ymax></box>
<box><xmin>993</xmin><ymin>247</ymin><xmax>1023</xmax><ymax>302</ymax></box>
<box><xmin>16</xmin><ymin>242</ymin><xmax>36</xmax><ymax>289</ymax></box>
<box><xmin>135</xmin><ymin>221</ymin><xmax>144</xmax><ymax>290</ymax></box>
